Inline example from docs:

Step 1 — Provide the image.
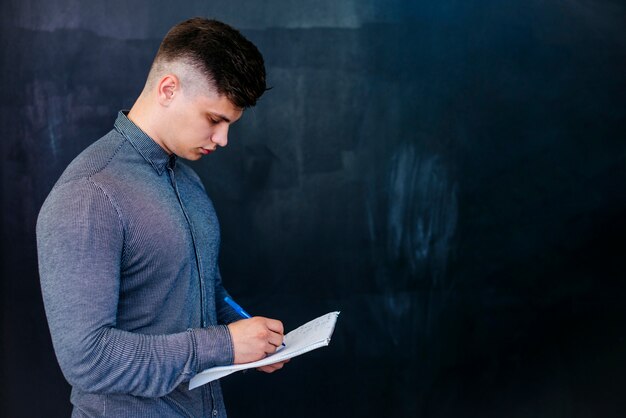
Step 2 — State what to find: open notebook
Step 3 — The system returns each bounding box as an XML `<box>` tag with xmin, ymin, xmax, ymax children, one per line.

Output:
<box><xmin>189</xmin><ymin>311</ymin><xmax>340</xmax><ymax>389</ymax></box>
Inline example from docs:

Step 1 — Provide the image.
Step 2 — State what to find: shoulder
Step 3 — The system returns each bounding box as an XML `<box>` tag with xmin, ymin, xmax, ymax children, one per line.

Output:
<box><xmin>55</xmin><ymin>129</ymin><xmax>127</xmax><ymax>186</ymax></box>
<box><xmin>39</xmin><ymin>130</ymin><xmax>128</xmax><ymax>225</ymax></box>
<box><xmin>46</xmin><ymin>129</ymin><xmax>133</xmax><ymax>203</ymax></box>
<box><xmin>37</xmin><ymin>176</ymin><xmax>122</xmax><ymax>238</ymax></box>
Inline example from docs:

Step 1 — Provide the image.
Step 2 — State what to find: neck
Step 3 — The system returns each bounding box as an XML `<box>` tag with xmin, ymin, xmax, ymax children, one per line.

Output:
<box><xmin>127</xmin><ymin>94</ymin><xmax>172</xmax><ymax>155</ymax></box>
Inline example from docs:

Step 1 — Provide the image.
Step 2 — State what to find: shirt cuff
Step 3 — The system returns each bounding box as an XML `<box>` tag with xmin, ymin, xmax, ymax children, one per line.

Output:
<box><xmin>190</xmin><ymin>325</ymin><xmax>234</xmax><ymax>372</ymax></box>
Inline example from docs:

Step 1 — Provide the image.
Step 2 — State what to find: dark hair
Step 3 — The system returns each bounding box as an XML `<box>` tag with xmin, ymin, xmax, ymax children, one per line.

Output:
<box><xmin>155</xmin><ymin>17</ymin><xmax>267</xmax><ymax>108</ymax></box>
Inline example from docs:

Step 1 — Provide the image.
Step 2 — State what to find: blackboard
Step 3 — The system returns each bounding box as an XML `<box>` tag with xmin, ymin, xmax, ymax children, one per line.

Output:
<box><xmin>2</xmin><ymin>1</ymin><xmax>625</xmax><ymax>417</ymax></box>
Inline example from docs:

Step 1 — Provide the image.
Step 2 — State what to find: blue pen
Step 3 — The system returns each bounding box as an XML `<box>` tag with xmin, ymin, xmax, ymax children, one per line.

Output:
<box><xmin>224</xmin><ymin>296</ymin><xmax>285</xmax><ymax>347</ymax></box>
<box><xmin>224</xmin><ymin>296</ymin><xmax>252</xmax><ymax>318</ymax></box>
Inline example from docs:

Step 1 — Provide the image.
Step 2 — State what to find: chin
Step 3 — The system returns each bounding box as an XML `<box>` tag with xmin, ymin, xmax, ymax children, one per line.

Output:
<box><xmin>177</xmin><ymin>150</ymin><xmax>202</xmax><ymax>161</ymax></box>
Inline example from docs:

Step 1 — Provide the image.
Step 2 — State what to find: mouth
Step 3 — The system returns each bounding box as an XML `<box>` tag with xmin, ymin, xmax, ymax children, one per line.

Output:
<box><xmin>200</xmin><ymin>147</ymin><xmax>215</xmax><ymax>155</ymax></box>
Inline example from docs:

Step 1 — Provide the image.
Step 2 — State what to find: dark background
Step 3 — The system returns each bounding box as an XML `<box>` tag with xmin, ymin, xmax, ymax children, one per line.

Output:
<box><xmin>2</xmin><ymin>1</ymin><xmax>625</xmax><ymax>417</ymax></box>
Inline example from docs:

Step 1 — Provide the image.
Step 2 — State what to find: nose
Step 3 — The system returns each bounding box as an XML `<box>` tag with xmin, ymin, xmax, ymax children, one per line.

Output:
<box><xmin>212</xmin><ymin>124</ymin><xmax>229</xmax><ymax>148</ymax></box>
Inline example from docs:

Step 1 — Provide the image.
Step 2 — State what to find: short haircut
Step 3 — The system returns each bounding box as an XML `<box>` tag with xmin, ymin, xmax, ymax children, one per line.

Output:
<box><xmin>149</xmin><ymin>17</ymin><xmax>267</xmax><ymax>108</ymax></box>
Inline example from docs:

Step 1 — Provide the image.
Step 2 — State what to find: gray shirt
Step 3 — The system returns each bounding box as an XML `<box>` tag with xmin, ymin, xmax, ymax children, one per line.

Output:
<box><xmin>37</xmin><ymin>111</ymin><xmax>242</xmax><ymax>417</ymax></box>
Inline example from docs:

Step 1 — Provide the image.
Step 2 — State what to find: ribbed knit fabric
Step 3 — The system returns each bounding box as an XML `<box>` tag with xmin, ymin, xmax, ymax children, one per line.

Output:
<box><xmin>37</xmin><ymin>111</ymin><xmax>244</xmax><ymax>417</ymax></box>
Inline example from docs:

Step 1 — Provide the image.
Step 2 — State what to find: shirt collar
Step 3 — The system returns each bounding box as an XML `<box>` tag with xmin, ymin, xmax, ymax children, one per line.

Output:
<box><xmin>114</xmin><ymin>110</ymin><xmax>172</xmax><ymax>175</ymax></box>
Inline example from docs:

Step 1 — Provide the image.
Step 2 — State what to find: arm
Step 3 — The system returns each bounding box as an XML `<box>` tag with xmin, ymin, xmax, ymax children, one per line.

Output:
<box><xmin>177</xmin><ymin>163</ymin><xmax>286</xmax><ymax>371</ymax></box>
<box><xmin>36</xmin><ymin>179</ymin><xmax>233</xmax><ymax>397</ymax></box>
<box><xmin>213</xmin><ymin>270</ymin><xmax>247</xmax><ymax>325</ymax></box>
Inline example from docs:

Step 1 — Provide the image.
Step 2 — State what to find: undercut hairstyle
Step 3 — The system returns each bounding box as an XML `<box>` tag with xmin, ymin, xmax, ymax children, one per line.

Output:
<box><xmin>148</xmin><ymin>17</ymin><xmax>267</xmax><ymax>108</ymax></box>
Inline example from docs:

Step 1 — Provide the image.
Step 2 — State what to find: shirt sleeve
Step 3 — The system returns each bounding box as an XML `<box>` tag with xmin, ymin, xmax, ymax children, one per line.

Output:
<box><xmin>214</xmin><ymin>269</ymin><xmax>247</xmax><ymax>324</ymax></box>
<box><xmin>36</xmin><ymin>178</ymin><xmax>232</xmax><ymax>398</ymax></box>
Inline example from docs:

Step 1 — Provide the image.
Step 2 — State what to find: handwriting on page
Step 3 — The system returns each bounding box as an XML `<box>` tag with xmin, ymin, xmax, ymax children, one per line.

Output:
<box><xmin>284</xmin><ymin>312</ymin><xmax>338</xmax><ymax>346</ymax></box>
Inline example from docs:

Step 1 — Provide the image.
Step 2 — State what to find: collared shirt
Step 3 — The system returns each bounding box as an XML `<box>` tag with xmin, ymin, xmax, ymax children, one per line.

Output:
<box><xmin>37</xmin><ymin>111</ymin><xmax>242</xmax><ymax>417</ymax></box>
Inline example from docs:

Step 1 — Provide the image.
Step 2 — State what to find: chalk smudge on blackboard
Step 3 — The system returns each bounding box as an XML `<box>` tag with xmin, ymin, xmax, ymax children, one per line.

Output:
<box><xmin>365</xmin><ymin>143</ymin><xmax>458</xmax><ymax>346</ymax></box>
<box><xmin>385</xmin><ymin>144</ymin><xmax>458</xmax><ymax>285</ymax></box>
<box><xmin>25</xmin><ymin>80</ymin><xmax>62</xmax><ymax>159</ymax></box>
<box><xmin>368</xmin><ymin>144</ymin><xmax>458</xmax><ymax>300</ymax></box>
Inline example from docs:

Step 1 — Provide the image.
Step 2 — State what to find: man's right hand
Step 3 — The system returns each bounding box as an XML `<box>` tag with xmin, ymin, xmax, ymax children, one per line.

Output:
<box><xmin>227</xmin><ymin>317</ymin><xmax>284</xmax><ymax>364</ymax></box>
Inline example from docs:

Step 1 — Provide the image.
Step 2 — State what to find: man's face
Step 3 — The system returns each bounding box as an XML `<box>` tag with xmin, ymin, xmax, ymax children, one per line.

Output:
<box><xmin>161</xmin><ymin>88</ymin><xmax>243</xmax><ymax>161</ymax></box>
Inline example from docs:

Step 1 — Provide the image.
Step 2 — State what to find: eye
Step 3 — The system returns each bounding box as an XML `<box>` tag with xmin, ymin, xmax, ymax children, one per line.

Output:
<box><xmin>207</xmin><ymin>115</ymin><xmax>221</xmax><ymax>125</ymax></box>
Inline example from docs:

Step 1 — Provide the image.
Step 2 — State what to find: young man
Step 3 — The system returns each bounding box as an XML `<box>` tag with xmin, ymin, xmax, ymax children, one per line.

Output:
<box><xmin>37</xmin><ymin>18</ymin><xmax>287</xmax><ymax>417</ymax></box>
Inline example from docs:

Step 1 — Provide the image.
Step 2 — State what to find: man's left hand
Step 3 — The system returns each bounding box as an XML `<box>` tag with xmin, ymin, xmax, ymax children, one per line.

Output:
<box><xmin>257</xmin><ymin>358</ymin><xmax>290</xmax><ymax>373</ymax></box>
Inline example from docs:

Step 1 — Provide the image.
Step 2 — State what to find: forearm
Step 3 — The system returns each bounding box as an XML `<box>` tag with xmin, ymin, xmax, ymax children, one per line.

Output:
<box><xmin>39</xmin><ymin>242</ymin><xmax>234</xmax><ymax>397</ymax></box>
<box><xmin>46</xmin><ymin>322</ymin><xmax>232</xmax><ymax>397</ymax></box>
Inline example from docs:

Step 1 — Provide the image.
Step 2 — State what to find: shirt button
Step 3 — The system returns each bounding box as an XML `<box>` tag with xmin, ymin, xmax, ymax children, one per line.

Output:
<box><xmin>213</xmin><ymin>410</ymin><xmax>218</xmax><ymax>416</ymax></box>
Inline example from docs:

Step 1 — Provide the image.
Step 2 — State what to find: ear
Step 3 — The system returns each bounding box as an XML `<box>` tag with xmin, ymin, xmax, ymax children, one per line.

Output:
<box><xmin>156</xmin><ymin>74</ymin><xmax>179</xmax><ymax>106</ymax></box>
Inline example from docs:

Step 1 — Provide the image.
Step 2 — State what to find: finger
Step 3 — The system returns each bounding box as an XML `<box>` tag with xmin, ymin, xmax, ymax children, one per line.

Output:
<box><xmin>257</xmin><ymin>362</ymin><xmax>284</xmax><ymax>373</ymax></box>
<box><xmin>267</xmin><ymin>332</ymin><xmax>284</xmax><ymax>348</ymax></box>
<box><xmin>264</xmin><ymin>341</ymin><xmax>278</xmax><ymax>355</ymax></box>
<box><xmin>264</xmin><ymin>318</ymin><xmax>284</xmax><ymax>335</ymax></box>
<box><xmin>266</xmin><ymin>360</ymin><xmax>289</xmax><ymax>369</ymax></box>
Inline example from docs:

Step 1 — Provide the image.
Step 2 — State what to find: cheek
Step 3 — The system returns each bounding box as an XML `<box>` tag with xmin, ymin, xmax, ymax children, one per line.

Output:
<box><xmin>178</xmin><ymin>118</ymin><xmax>203</xmax><ymax>141</ymax></box>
